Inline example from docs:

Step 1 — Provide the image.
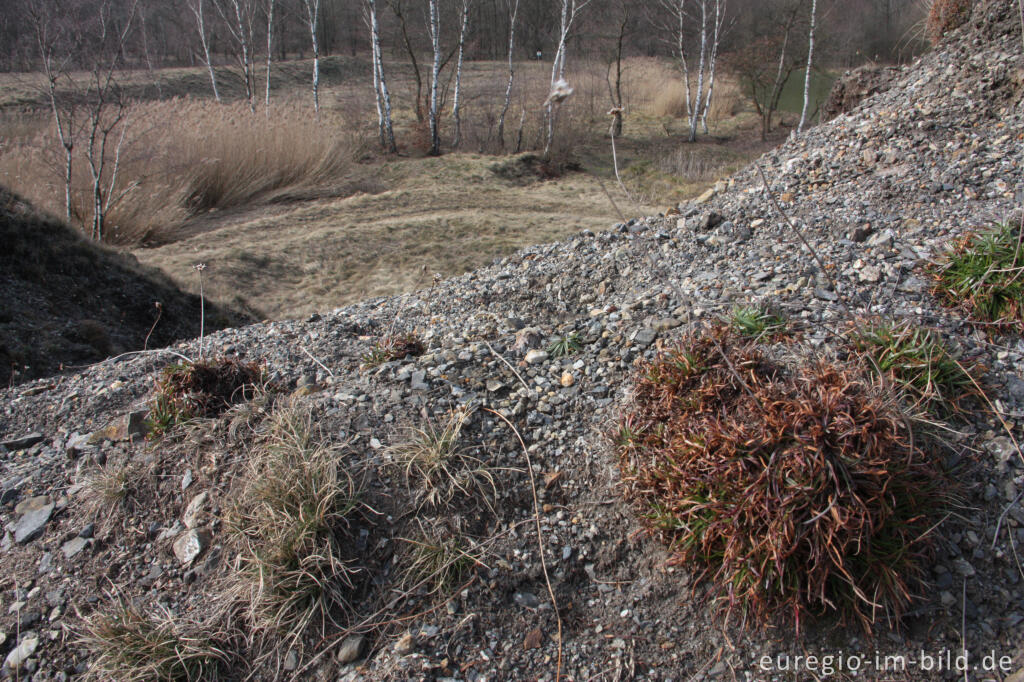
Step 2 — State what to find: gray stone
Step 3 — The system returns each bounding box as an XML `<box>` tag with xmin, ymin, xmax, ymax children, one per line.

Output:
<box><xmin>172</xmin><ymin>529</ymin><xmax>211</xmax><ymax>565</ymax></box>
<box><xmin>15</xmin><ymin>500</ymin><xmax>55</xmax><ymax>544</ymax></box>
<box><xmin>61</xmin><ymin>537</ymin><xmax>88</xmax><ymax>560</ymax></box>
<box><xmin>524</xmin><ymin>349</ymin><xmax>549</xmax><ymax>364</ymax></box>
<box><xmin>336</xmin><ymin>634</ymin><xmax>366</xmax><ymax>664</ymax></box>
<box><xmin>952</xmin><ymin>558</ymin><xmax>976</xmax><ymax>577</ymax></box>
<box><xmin>182</xmin><ymin>491</ymin><xmax>209</xmax><ymax>529</ymax></box>
<box><xmin>1</xmin><ymin>433</ymin><xmax>44</xmax><ymax>450</ymax></box>
<box><xmin>631</xmin><ymin>328</ymin><xmax>657</xmax><ymax>348</ymax></box>
<box><xmin>410</xmin><ymin>371</ymin><xmax>429</xmax><ymax>391</ymax></box>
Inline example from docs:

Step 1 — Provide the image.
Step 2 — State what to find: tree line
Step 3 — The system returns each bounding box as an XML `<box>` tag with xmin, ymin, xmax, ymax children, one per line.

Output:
<box><xmin>2</xmin><ymin>0</ymin><xmax>926</xmax><ymax>239</ymax></box>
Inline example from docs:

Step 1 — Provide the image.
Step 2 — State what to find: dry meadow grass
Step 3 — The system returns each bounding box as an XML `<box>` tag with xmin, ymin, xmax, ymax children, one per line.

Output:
<box><xmin>1</xmin><ymin>55</ymin><xmax>774</xmax><ymax>319</ymax></box>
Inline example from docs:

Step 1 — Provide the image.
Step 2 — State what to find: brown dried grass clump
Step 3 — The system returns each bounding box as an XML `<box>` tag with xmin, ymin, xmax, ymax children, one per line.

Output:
<box><xmin>926</xmin><ymin>0</ymin><xmax>973</xmax><ymax>43</ymax></box>
<box><xmin>617</xmin><ymin>326</ymin><xmax>951</xmax><ymax>631</ymax></box>
<box><xmin>149</xmin><ymin>357</ymin><xmax>265</xmax><ymax>434</ymax></box>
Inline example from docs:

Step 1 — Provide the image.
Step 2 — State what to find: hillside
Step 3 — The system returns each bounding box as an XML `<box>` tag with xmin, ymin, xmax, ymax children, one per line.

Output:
<box><xmin>0</xmin><ymin>189</ymin><xmax>254</xmax><ymax>387</ymax></box>
<box><xmin>0</xmin><ymin>1</ymin><xmax>1022</xmax><ymax>679</ymax></box>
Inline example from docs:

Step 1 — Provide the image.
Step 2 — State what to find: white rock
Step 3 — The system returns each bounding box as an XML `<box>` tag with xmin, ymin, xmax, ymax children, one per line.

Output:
<box><xmin>4</xmin><ymin>635</ymin><xmax>38</xmax><ymax>670</ymax></box>
<box><xmin>524</xmin><ymin>349</ymin><xmax>549</xmax><ymax>365</ymax></box>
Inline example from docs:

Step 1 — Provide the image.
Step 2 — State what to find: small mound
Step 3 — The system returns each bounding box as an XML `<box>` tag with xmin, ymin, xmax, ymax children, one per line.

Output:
<box><xmin>0</xmin><ymin>187</ymin><xmax>252</xmax><ymax>386</ymax></box>
<box><xmin>617</xmin><ymin>327</ymin><xmax>950</xmax><ymax>630</ymax></box>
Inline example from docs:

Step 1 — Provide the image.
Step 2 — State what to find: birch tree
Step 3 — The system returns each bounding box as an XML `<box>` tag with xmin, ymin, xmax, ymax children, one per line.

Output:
<box><xmin>496</xmin><ymin>0</ymin><xmax>520</xmax><ymax>150</ymax></box>
<box><xmin>544</xmin><ymin>0</ymin><xmax>590</xmax><ymax>154</ymax></box>
<box><xmin>427</xmin><ymin>0</ymin><xmax>442</xmax><ymax>155</ymax></box>
<box><xmin>215</xmin><ymin>0</ymin><xmax>258</xmax><ymax>112</ymax></box>
<box><xmin>83</xmin><ymin>1</ymin><xmax>139</xmax><ymax>241</ymax></box>
<box><xmin>186</xmin><ymin>0</ymin><xmax>221</xmax><ymax>102</ymax></box>
<box><xmin>798</xmin><ymin>0</ymin><xmax>816</xmax><ymax>133</ymax></box>
<box><xmin>451</xmin><ymin>0</ymin><xmax>470</xmax><ymax>148</ymax></box>
<box><xmin>264</xmin><ymin>0</ymin><xmax>275</xmax><ymax>113</ymax></box>
<box><xmin>30</xmin><ymin>0</ymin><xmax>77</xmax><ymax>220</ymax></box>
<box><xmin>301</xmin><ymin>0</ymin><xmax>321</xmax><ymax>117</ymax></box>
<box><xmin>658</xmin><ymin>0</ymin><xmax>726</xmax><ymax>142</ymax></box>
<box><xmin>367</xmin><ymin>0</ymin><xmax>397</xmax><ymax>152</ymax></box>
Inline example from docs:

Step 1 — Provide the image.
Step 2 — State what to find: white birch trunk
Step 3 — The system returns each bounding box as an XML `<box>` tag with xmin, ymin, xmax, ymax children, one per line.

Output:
<box><xmin>688</xmin><ymin>0</ymin><xmax>707</xmax><ymax>142</ymax></box>
<box><xmin>189</xmin><ymin>0</ymin><xmax>221</xmax><ymax>102</ymax></box>
<box><xmin>497</xmin><ymin>0</ymin><xmax>519</xmax><ymax>150</ymax></box>
<box><xmin>230</xmin><ymin>0</ymin><xmax>255</xmax><ymax>112</ymax></box>
<box><xmin>303</xmin><ymin>0</ymin><xmax>321</xmax><ymax>118</ymax></box>
<box><xmin>370</xmin><ymin>20</ymin><xmax>385</xmax><ymax>146</ymax></box>
<box><xmin>798</xmin><ymin>0</ymin><xmax>816</xmax><ymax>133</ymax></box>
<box><xmin>451</xmin><ymin>0</ymin><xmax>470</xmax><ymax>148</ymax></box>
<box><xmin>700</xmin><ymin>0</ymin><xmax>724</xmax><ymax>134</ymax></box>
<box><xmin>265</xmin><ymin>0</ymin><xmax>275</xmax><ymax>114</ymax></box>
<box><xmin>427</xmin><ymin>0</ymin><xmax>441</xmax><ymax>155</ymax></box>
<box><xmin>368</xmin><ymin>0</ymin><xmax>396</xmax><ymax>152</ymax></box>
<box><xmin>545</xmin><ymin>0</ymin><xmax>588</xmax><ymax>154</ymax></box>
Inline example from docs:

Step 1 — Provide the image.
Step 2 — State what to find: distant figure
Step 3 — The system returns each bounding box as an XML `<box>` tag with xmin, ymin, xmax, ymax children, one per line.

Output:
<box><xmin>536</xmin><ymin>50</ymin><xmax>542</xmax><ymax>61</ymax></box>
<box><xmin>544</xmin><ymin>78</ymin><xmax>574</xmax><ymax>107</ymax></box>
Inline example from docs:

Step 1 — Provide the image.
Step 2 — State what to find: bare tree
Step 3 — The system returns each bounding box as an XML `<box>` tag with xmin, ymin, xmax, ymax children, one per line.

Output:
<box><xmin>545</xmin><ymin>0</ymin><xmax>590</xmax><ymax>154</ymax></box>
<box><xmin>386</xmin><ymin>0</ymin><xmax>425</xmax><ymax>123</ymax></box>
<box><xmin>451</xmin><ymin>0</ymin><xmax>470</xmax><ymax>148</ymax></box>
<box><xmin>186</xmin><ymin>0</ymin><xmax>221</xmax><ymax>102</ymax></box>
<box><xmin>29</xmin><ymin>0</ymin><xmax>76</xmax><ymax>220</ymax></box>
<box><xmin>798</xmin><ymin>0</ymin><xmax>816</xmax><ymax>132</ymax></box>
<box><xmin>699</xmin><ymin>0</ymin><xmax>726</xmax><ymax>134</ymax></box>
<box><xmin>367</xmin><ymin>0</ymin><xmax>397</xmax><ymax>152</ymax></box>
<box><xmin>657</xmin><ymin>0</ymin><xmax>726</xmax><ymax>142</ymax></box>
<box><xmin>83</xmin><ymin>1</ymin><xmax>140</xmax><ymax>241</ymax></box>
<box><xmin>264</xmin><ymin>0</ymin><xmax>275</xmax><ymax>113</ymax></box>
<box><xmin>427</xmin><ymin>0</ymin><xmax>442</xmax><ymax>154</ymax></box>
<box><xmin>496</xmin><ymin>0</ymin><xmax>520</xmax><ymax>150</ymax></box>
<box><xmin>215</xmin><ymin>0</ymin><xmax>258</xmax><ymax>112</ymax></box>
<box><xmin>301</xmin><ymin>0</ymin><xmax>321</xmax><ymax>117</ymax></box>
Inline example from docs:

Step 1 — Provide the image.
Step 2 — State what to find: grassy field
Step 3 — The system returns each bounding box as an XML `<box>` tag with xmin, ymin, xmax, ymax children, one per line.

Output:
<box><xmin>0</xmin><ymin>56</ymin><xmax>786</xmax><ymax>319</ymax></box>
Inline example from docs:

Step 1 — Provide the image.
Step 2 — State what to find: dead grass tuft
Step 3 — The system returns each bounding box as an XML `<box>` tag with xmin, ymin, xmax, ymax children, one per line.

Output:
<box><xmin>396</xmin><ymin>519</ymin><xmax>483</xmax><ymax>597</ymax></box>
<box><xmin>225</xmin><ymin>403</ymin><xmax>361</xmax><ymax>644</ymax></box>
<box><xmin>360</xmin><ymin>332</ymin><xmax>426</xmax><ymax>370</ymax></box>
<box><xmin>386</xmin><ymin>406</ymin><xmax>496</xmax><ymax>512</ymax></box>
<box><xmin>618</xmin><ymin>325</ymin><xmax>951</xmax><ymax>631</ymax></box>
<box><xmin>149</xmin><ymin>357</ymin><xmax>265</xmax><ymax>435</ymax></box>
<box><xmin>78</xmin><ymin>602</ymin><xmax>228</xmax><ymax>681</ymax></box>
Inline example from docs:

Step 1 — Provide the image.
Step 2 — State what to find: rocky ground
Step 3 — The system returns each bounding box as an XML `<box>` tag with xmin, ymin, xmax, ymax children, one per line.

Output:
<box><xmin>1</xmin><ymin>1</ymin><xmax>1024</xmax><ymax>680</ymax></box>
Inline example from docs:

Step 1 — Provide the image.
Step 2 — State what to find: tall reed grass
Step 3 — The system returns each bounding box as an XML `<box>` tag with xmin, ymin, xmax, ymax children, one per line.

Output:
<box><xmin>0</xmin><ymin>98</ymin><xmax>361</xmax><ymax>244</ymax></box>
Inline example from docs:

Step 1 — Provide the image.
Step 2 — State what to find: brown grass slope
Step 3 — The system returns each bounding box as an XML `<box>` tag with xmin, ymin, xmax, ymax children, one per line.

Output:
<box><xmin>0</xmin><ymin>187</ymin><xmax>254</xmax><ymax>386</ymax></box>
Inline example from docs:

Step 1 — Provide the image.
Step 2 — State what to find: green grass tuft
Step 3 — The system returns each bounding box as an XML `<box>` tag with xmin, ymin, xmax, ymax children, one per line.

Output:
<box><xmin>547</xmin><ymin>332</ymin><xmax>583</xmax><ymax>358</ymax></box>
<box><xmin>934</xmin><ymin>221</ymin><xmax>1023</xmax><ymax>329</ymax></box>
<box><xmin>852</xmin><ymin>320</ymin><xmax>980</xmax><ymax>417</ymax></box>
<box><xmin>727</xmin><ymin>306</ymin><xmax>787</xmax><ymax>339</ymax></box>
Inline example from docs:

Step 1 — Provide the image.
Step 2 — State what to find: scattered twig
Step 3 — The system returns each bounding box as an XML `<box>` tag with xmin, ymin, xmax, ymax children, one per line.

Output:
<box><xmin>755</xmin><ymin>163</ymin><xmax>847</xmax><ymax>314</ymax></box>
<box><xmin>301</xmin><ymin>347</ymin><xmax>335</xmax><ymax>379</ymax></box>
<box><xmin>607</xmin><ymin>106</ymin><xmax>638</xmax><ymax>213</ymax></box>
<box><xmin>143</xmin><ymin>302</ymin><xmax>163</xmax><ymax>351</ymax></box>
<box><xmin>483</xmin><ymin>340</ymin><xmax>532</xmax><ymax>399</ymax></box>
<box><xmin>591</xmin><ymin>172</ymin><xmax>627</xmax><ymax>225</ymax></box>
<box><xmin>193</xmin><ymin>263</ymin><xmax>207</xmax><ymax>361</ymax></box>
<box><xmin>486</xmin><ymin>408</ymin><xmax>563</xmax><ymax>682</ymax></box>
<box><xmin>481</xmin><ymin>341</ymin><xmax>562</xmax><ymax>680</ymax></box>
